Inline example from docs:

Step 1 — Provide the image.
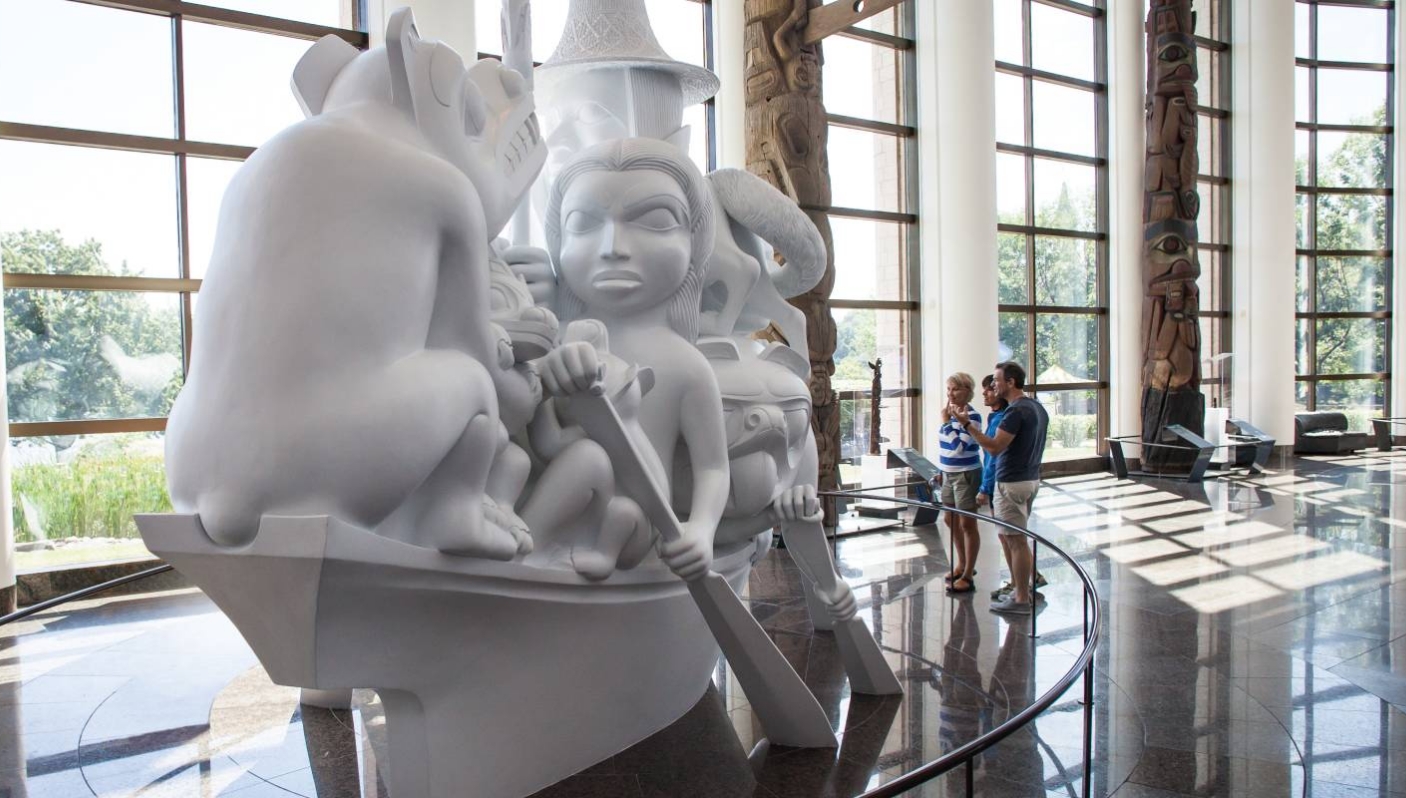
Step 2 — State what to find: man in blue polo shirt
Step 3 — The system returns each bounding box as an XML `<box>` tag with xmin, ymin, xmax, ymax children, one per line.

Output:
<box><xmin>955</xmin><ymin>362</ymin><xmax>1048</xmax><ymax>615</ymax></box>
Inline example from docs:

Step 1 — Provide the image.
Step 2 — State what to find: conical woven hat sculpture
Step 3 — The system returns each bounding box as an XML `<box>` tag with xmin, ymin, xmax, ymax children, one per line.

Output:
<box><xmin>538</xmin><ymin>0</ymin><xmax>721</xmax><ymax>106</ymax></box>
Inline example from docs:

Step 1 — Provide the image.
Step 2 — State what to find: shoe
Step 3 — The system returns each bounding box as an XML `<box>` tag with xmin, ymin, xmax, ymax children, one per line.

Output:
<box><xmin>989</xmin><ymin>596</ymin><xmax>1033</xmax><ymax>615</ymax></box>
<box><xmin>991</xmin><ymin>581</ymin><xmax>1014</xmax><ymax>600</ymax></box>
<box><xmin>1035</xmin><ymin>572</ymin><xmax>1049</xmax><ymax>589</ymax></box>
<box><xmin>947</xmin><ymin>576</ymin><xmax>976</xmax><ymax>594</ymax></box>
<box><xmin>945</xmin><ymin>568</ymin><xmax>976</xmax><ymax>583</ymax></box>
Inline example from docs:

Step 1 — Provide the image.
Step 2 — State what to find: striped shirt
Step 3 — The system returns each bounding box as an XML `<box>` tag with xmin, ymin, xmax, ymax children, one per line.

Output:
<box><xmin>938</xmin><ymin>404</ymin><xmax>982</xmax><ymax>473</ymax></box>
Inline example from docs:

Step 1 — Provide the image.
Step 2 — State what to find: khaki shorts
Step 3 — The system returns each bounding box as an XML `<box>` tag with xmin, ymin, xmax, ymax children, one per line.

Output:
<box><xmin>940</xmin><ymin>468</ymin><xmax>981</xmax><ymax>511</ymax></box>
<box><xmin>994</xmin><ymin>480</ymin><xmax>1039</xmax><ymax>535</ymax></box>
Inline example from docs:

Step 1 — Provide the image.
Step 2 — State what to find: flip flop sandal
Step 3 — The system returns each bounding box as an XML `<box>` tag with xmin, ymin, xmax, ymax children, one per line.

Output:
<box><xmin>944</xmin><ymin>569</ymin><xmax>976</xmax><ymax>583</ymax></box>
<box><xmin>947</xmin><ymin>577</ymin><xmax>976</xmax><ymax>594</ymax></box>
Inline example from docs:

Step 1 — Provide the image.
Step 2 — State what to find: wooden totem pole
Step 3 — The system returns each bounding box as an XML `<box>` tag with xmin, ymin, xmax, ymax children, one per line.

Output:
<box><xmin>1141</xmin><ymin>0</ymin><xmax>1203</xmax><ymax>466</ymax></box>
<box><xmin>744</xmin><ymin>0</ymin><xmax>841</xmax><ymax>520</ymax></box>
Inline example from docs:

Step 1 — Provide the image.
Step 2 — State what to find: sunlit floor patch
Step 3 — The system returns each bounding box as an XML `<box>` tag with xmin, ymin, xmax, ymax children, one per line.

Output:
<box><xmin>1131</xmin><ymin>553</ymin><xmax>1232</xmax><ymax>586</ymax></box>
<box><xmin>1210</xmin><ymin>535</ymin><xmax>1330</xmax><ymax>568</ymax></box>
<box><xmin>1118</xmin><ymin>500</ymin><xmax>1215</xmax><ymax>521</ymax></box>
<box><xmin>1095</xmin><ymin>491</ymin><xmax>1184</xmax><ymax>511</ymax></box>
<box><xmin>1171</xmin><ymin>574</ymin><xmax>1283</xmax><ymax>614</ymax></box>
<box><xmin>1099</xmin><ymin>537</ymin><xmax>1193</xmax><ymax>565</ymax></box>
<box><xmin>1143</xmin><ymin>509</ymin><xmax>1246</xmax><ymax>534</ymax></box>
<box><xmin>1174</xmin><ymin>520</ymin><xmax>1286</xmax><ymax>549</ymax></box>
<box><xmin>1256</xmin><ymin>550</ymin><xmax>1388</xmax><ymax>591</ymax></box>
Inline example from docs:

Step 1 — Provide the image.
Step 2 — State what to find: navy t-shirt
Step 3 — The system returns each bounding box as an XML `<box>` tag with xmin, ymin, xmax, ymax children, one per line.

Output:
<box><xmin>995</xmin><ymin>396</ymin><xmax>1049</xmax><ymax>483</ymax></box>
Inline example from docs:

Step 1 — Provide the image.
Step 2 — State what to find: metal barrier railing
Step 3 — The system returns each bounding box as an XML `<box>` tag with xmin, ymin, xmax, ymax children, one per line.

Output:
<box><xmin>0</xmin><ymin>563</ymin><xmax>174</xmax><ymax>627</ymax></box>
<box><xmin>824</xmin><ymin>489</ymin><xmax>1101</xmax><ymax>798</ymax></box>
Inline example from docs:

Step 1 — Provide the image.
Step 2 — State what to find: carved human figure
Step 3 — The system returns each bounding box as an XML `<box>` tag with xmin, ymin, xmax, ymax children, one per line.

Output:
<box><xmin>165</xmin><ymin>9</ymin><xmax>546</xmax><ymax>559</ymax></box>
<box><xmin>537</xmin><ymin>138</ymin><xmax>724</xmax><ymax>580</ymax></box>
<box><xmin>519</xmin><ymin>320</ymin><xmax>659</xmax><ymax>580</ymax></box>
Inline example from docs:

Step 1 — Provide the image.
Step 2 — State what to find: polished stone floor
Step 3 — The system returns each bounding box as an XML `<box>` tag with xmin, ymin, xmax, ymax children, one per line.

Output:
<box><xmin>4</xmin><ymin>452</ymin><xmax>1406</xmax><ymax>796</ymax></box>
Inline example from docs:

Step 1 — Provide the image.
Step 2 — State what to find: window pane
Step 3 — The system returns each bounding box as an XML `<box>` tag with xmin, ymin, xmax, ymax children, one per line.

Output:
<box><xmin>993</xmin><ymin>0</ymin><xmax>1024</xmax><ymax>65</ymax></box>
<box><xmin>186</xmin><ymin>157</ymin><xmax>246</xmax><ymax>280</ymax></box>
<box><xmin>1032</xmin><ymin>159</ymin><xmax>1097</xmax><ymax>232</ymax></box>
<box><xmin>998</xmin><ymin>233</ymin><xmax>1029</xmax><ymax>305</ymax></box>
<box><xmin>0</xmin><ymin>142</ymin><xmax>180</xmax><ymax>278</ymax></box>
<box><xmin>1195</xmin><ymin>182</ymin><xmax>1225</xmax><ymax>245</ymax></box>
<box><xmin>0</xmin><ymin>0</ymin><xmax>174</xmax><ymax>138</ymax></box>
<box><xmin>1031</xmin><ymin>82</ymin><xmax>1096</xmax><ymax>157</ymax></box>
<box><xmin>475</xmin><ymin>0</ymin><xmax>503</xmax><ymax>55</ymax></box>
<box><xmin>1316</xmin><ymin>194</ymin><xmax>1388</xmax><ymax>250</ymax></box>
<box><xmin>1317</xmin><ymin>6</ymin><xmax>1389</xmax><ymax>64</ymax></box>
<box><xmin>1295</xmin><ymin>66</ymin><xmax>1312</xmax><ymax>123</ymax></box>
<box><xmin>1033</xmin><ymin>236</ymin><xmax>1096</xmax><ymax>307</ymax></box>
<box><xmin>1296</xmin><ymin>255</ymin><xmax>1312</xmax><ymax>313</ymax></box>
<box><xmin>1196</xmin><ymin>249</ymin><xmax>1224</xmax><ymax>313</ymax></box>
<box><xmin>832</xmin><ymin>308</ymin><xmax>911</xmax><ymax>394</ymax></box>
<box><xmin>195</xmin><ymin>1</ymin><xmax>347</xmax><ymax>27</ymax></box>
<box><xmin>1030</xmin><ymin>4</ymin><xmax>1093</xmax><ymax>82</ymax></box>
<box><xmin>999</xmin><ymin>311</ymin><xmax>1029</xmax><ymax>367</ymax></box>
<box><xmin>1295</xmin><ymin>3</ymin><xmax>1312</xmax><ymax>60</ymax></box>
<box><xmin>1034</xmin><ymin>313</ymin><xmax>1097</xmax><ymax>382</ymax></box>
<box><xmin>1295</xmin><ymin>379</ymin><xmax>1311</xmax><ymax>412</ymax></box>
<box><xmin>1316</xmin><ymin>69</ymin><xmax>1388</xmax><ymax>126</ymax></box>
<box><xmin>1197</xmin><ymin>114</ymin><xmax>1225</xmax><ymax>178</ymax></box>
<box><xmin>5</xmin><ymin>289</ymin><xmax>184</xmax><ymax>423</ymax></box>
<box><xmin>1196</xmin><ymin>50</ymin><xmax>1225</xmax><ymax>111</ymax></box>
<box><xmin>1315</xmin><ymin>380</ymin><xmax>1385</xmax><ymax>428</ymax></box>
<box><xmin>682</xmin><ymin>103</ymin><xmax>708</xmax><ymax>174</ymax></box>
<box><xmin>995</xmin><ymin>72</ymin><xmax>1026</xmax><ymax>145</ymax></box>
<box><xmin>183</xmin><ymin>24</ymin><xmax>310</xmax><ymax>146</ymax></box>
<box><xmin>1316</xmin><ymin>257</ymin><xmax>1388</xmax><ymax>313</ymax></box>
<box><xmin>830</xmin><ymin>218</ymin><xmax>907</xmax><ymax>302</ymax></box>
<box><xmin>1296</xmin><ymin>130</ymin><xmax>1311</xmax><ymax>185</ymax></box>
<box><xmin>1297</xmin><ymin>318</ymin><xmax>1312</xmax><ymax>375</ymax></box>
<box><xmin>11</xmin><ymin>433</ymin><xmax>167</xmax><ymax>570</ymax></box>
<box><xmin>645</xmin><ymin>0</ymin><xmax>705</xmax><ymax>67</ymax></box>
<box><xmin>1035</xmin><ymin>389</ymin><xmax>1098</xmax><ymax>461</ymax></box>
<box><xmin>827</xmin><ymin>127</ymin><xmax>903</xmax><ymax>213</ymax></box>
<box><xmin>1317</xmin><ymin>131</ymin><xmax>1389</xmax><ymax>189</ymax></box>
<box><xmin>824</xmin><ymin>37</ymin><xmax>900</xmax><ymax>125</ymax></box>
<box><xmin>996</xmin><ymin>152</ymin><xmax>1027</xmax><ymax>224</ymax></box>
<box><xmin>838</xmin><ymin>393</ymin><xmax>913</xmax><ymax>464</ymax></box>
<box><xmin>1315</xmin><ymin>318</ymin><xmax>1387</xmax><ymax>374</ymax></box>
<box><xmin>1296</xmin><ymin>193</ymin><xmax>1312</xmax><ymax>249</ymax></box>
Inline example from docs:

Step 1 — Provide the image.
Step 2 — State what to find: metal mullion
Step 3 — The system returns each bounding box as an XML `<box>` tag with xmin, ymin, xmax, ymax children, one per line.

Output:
<box><xmin>1298</xmin><ymin>122</ymin><xmax>1395</xmax><ymax>134</ymax></box>
<box><xmin>1194</xmin><ymin>35</ymin><xmax>1229</xmax><ymax>53</ymax></box>
<box><xmin>1297</xmin><ymin>58</ymin><xmax>1394</xmax><ymax>72</ymax></box>
<box><xmin>1296</xmin><ymin>310</ymin><xmax>1393</xmax><ymax>319</ymax></box>
<box><xmin>703</xmin><ymin>1</ymin><xmax>716</xmax><ymax>173</ymax></box>
<box><xmin>832</xmin><ymin>299</ymin><xmax>919</xmax><ymax>310</ymax></box>
<box><xmin>808</xmin><ymin>206</ymin><xmax>915</xmax><ymax>223</ymax></box>
<box><xmin>1300</xmin><ymin>248</ymin><xmax>1395</xmax><ymax>256</ymax></box>
<box><xmin>1031</xmin><ymin>0</ymin><xmax>1101</xmax><ymax>18</ymax></box>
<box><xmin>997</xmin><ymin>142</ymin><xmax>1104</xmax><ymax>167</ymax></box>
<box><xmin>1198</xmin><ymin>174</ymin><xmax>1231</xmax><ymax>186</ymax></box>
<box><xmin>1022</xmin><ymin>0</ymin><xmax>1036</xmax><ymax>371</ymax></box>
<box><xmin>1308</xmin><ymin>4</ymin><xmax>1320</xmax><ymax>408</ymax></box>
<box><xmin>70</xmin><ymin>0</ymin><xmax>366</xmax><ymax>44</ymax></box>
<box><xmin>1299</xmin><ymin>372</ymin><xmax>1392</xmax><ymax>382</ymax></box>
<box><xmin>1000</xmin><ymin>304</ymin><xmax>1107</xmax><ymax>315</ymax></box>
<box><xmin>837</xmin><ymin>27</ymin><xmax>911</xmax><ymax>50</ymax></box>
<box><xmin>826</xmin><ymin>114</ymin><xmax>915</xmax><ymax>137</ymax></box>
<box><xmin>10</xmin><ymin>418</ymin><xmax>168</xmax><ymax>438</ymax></box>
<box><xmin>1385</xmin><ymin>1</ymin><xmax>1396</xmax><ymax>409</ymax></box>
<box><xmin>1197</xmin><ymin>105</ymin><xmax>1230</xmax><ymax>119</ymax></box>
<box><xmin>1093</xmin><ymin>0</ymin><xmax>1109</xmax><ymax>453</ymax></box>
<box><xmin>1027</xmin><ymin>381</ymin><xmax>1105</xmax><ymax>392</ymax></box>
<box><xmin>2</xmin><ymin>274</ymin><xmax>202</xmax><ymax>292</ymax></box>
<box><xmin>994</xmin><ymin>61</ymin><xmax>1104</xmax><ymax>93</ymax></box>
<box><xmin>1297</xmin><ymin>185</ymin><xmax>1393</xmax><ymax>195</ymax></box>
<box><xmin>0</xmin><ymin>122</ymin><xmax>255</xmax><ymax>160</ymax></box>
<box><xmin>998</xmin><ymin>223</ymin><xmax>1105</xmax><ymax>241</ymax></box>
<box><xmin>1196</xmin><ymin>242</ymin><xmax>1231</xmax><ymax>253</ymax></box>
<box><xmin>173</xmin><ymin>11</ymin><xmax>195</xmax><ymax>376</ymax></box>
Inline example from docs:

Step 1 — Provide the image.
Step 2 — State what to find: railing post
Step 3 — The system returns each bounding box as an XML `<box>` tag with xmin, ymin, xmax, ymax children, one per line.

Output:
<box><xmin>965</xmin><ymin>757</ymin><xmax>974</xmax><ymax>796</ymax></box>
<box><xmin>1029</xmin><ymin>538</ymin><xmax>1039</xmax><ymax>639</ymax></box>
<box><xmin>1082</xmin><ymin>660</ymin><xmax>1095</xmax><ymax>798</ymax></box>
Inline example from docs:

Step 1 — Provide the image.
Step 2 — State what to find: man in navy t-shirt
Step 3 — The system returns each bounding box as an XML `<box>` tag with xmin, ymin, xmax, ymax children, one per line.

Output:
<box><xmin>954</xmin><ymin>362</ymin><xmax>1048</xmax><ymax>615</ymax></box>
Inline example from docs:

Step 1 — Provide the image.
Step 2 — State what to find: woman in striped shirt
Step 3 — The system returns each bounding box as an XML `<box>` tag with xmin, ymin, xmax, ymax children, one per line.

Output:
<box><xmin>938</xmin><ymin>372</ymin><xmax>982</xmax><ymax>593</ymax></box>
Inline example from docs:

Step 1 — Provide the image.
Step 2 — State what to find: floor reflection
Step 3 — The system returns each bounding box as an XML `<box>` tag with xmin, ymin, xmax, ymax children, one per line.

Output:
<box><xmin>5</xmin><ymin>452</ymin><xmax>1406</xmax><ymax>795</ymax></box>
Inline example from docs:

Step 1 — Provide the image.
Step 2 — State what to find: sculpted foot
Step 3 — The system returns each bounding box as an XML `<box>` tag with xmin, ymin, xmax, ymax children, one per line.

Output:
<box><xmin>483</xmin><ymin>497</ymin><xmax>533</xmax><ymax>556</ymax></box>
<box><xmin>570</xmin><ymin>549</ymin><xmax>615</xmax><ymax>581</ymax></box>
<box><xmin>426</xmin><ymin>496</ymin><xmax>522</xmax><ymax>560</ymax></box>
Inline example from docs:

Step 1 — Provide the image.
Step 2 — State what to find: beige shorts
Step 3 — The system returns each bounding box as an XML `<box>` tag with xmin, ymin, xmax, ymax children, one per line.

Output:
<box><xmin>994</xmin><ymin>480</ymin><xmax>1040</xmax><ymax>535</ymax></box>
<box><xmin>939</xmin><ymin>468</ymin><xmax>981</xmax><ymax>511</ymax></box>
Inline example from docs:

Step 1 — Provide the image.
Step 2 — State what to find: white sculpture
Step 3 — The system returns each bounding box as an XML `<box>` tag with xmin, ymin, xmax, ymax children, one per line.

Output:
<box><xmin>165</xmin><ymin>9</ymin><xmax>544</xmax><ymax>560</ymax></box>
<box><xmin>541</xmin><ymin>137</ymin><xmax>725</xmax><ymax>580</ymax></box>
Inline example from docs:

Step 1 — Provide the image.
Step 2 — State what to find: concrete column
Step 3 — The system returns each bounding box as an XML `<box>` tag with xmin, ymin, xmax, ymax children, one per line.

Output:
<box><xmin>713</xmin><ymin>0</ymin><xmax>746</xmax><ymax>170</ymax></box>
<box><xmin>365</xmin><ymin>0</ymin><xmax>476</xmax><ymax>53</ymax></box>
<box><xmin>1229</xmin><ymin>0</ymin><xmax>1297</xmax><ymax>444</ymax></box>
<box><xmin>1106</xmin><ymin>0</ymin><xmax>1144</xmax><ymax>441</ymax></box>
<box><xmin>915</xmin><ymin>0</ymin><xmax>999</xmax><ymax>453</ymax></box>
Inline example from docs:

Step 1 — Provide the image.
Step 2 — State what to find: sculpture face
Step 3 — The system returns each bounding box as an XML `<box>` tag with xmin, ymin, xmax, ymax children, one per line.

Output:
<box><xmin>389</xmin><ymin>20</ymin><xmax>546</xmax><ymax>236</ymax></box>
<box><xmin>558</xmin><ymin>170</ymin><xmax>693</xmax><ymax>317</ymax></box>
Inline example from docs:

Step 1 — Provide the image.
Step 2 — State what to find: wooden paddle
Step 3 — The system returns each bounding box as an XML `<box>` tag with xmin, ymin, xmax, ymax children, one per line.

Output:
<box><xmin>568</xmin><ymin>390</ymin><xmax>837</xmax><ymax>748</ymax></box>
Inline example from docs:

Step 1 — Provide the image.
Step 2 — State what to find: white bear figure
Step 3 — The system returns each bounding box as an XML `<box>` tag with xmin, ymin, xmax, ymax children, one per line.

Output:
<box><xmin>165</xmin><ymin>9</ymin><xmax>546</xmax><ymax>559</ymax></box>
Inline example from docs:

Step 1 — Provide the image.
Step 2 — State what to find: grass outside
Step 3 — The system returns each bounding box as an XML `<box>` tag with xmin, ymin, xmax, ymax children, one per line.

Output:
<box><xmin>17</xmin><ymin>540</ymin><xmax>154</xmax><ymax>573</ymax></box>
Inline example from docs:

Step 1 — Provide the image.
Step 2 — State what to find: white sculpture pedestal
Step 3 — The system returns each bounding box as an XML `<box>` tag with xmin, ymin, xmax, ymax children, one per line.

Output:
<box><xmin>137</xmin><ymin>514</ymin><xmax>758</xmax><ymax>798</ymax></box>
